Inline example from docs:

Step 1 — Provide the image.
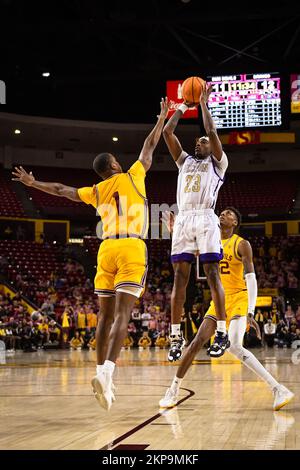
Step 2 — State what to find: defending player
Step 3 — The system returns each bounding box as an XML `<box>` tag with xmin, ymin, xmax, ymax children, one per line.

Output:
<box><xmin>163</xmin><ymin>84</ymin><xmax>229</xmax><ymax>361</ymax></box>
<box><xmin>12</xmin><ymin>97</ymin><xmax>170</xmax><ymax>411</ymax></box>
<box><xmin>159</xmin><ymin>208</ymin><xmax>294</xmax><ymax>411</ymax></box>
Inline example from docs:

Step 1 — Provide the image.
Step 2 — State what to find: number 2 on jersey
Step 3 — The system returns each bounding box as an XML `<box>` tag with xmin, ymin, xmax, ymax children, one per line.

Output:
<box><xmin>220</xmin><ymin>261</ymin><xmax>230</xmax><ymax>275</ymax></box>
<box><xmin>184</xmin><ymin>174</ymin><xmax>201</xmax><ymax>193</ymax></box>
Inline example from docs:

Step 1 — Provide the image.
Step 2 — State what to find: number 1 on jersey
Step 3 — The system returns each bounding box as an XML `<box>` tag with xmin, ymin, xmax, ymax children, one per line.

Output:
<box><xmin>113</xmin><ymin>191</ymin><xmax>123</xmax><ymax>216</ymax></box>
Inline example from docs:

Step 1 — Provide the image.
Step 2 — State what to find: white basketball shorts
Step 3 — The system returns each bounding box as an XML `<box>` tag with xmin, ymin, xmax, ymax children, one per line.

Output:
<box><xmin>171</xmin><ymin>209</ymin><xmax>223</xmax><ymax>264</ymax></box>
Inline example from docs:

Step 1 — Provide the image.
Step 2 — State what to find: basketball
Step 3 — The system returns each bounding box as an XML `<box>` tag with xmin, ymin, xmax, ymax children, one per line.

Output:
<box><xmin>181</xmin><ymin>76</ymin><xmax>206</xmax><ymax>104</ymax></box>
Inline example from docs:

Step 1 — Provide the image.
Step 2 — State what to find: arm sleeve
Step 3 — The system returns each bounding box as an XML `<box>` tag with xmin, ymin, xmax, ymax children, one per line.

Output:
<box><xmin>175</xmin><ymin>151</ymin><xmax>188</xmax><ymax>170</ymax></box>
<box><xmin>245</xmin><ymin>272</ymin><xmax>258</xmax><ymax>316</ymax></box>
<box><xmin>211</xmin><ymin>151</ymin><xmax>228</xmax><ymax>176</ymax></box>
<box><xmin>77</xmin><ymin>186</ymin><xmax>97</xmax><ymax>207</ymax></box>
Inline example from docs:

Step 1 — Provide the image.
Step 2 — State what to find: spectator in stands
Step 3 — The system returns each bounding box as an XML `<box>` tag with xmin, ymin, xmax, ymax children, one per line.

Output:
<box><xmin>123</xmin><ymin>333</ymin><xmax>134</xmax><ymax>349</ymax></box>
<box><xmin>254</xmin><ymin>309</ymin><xmax>265</xmax><ymax>335</ymax></box>
<box><xmin>155</xmin><ymin>330</ymin><xmax>170</xmax><ymax>349</ymax></box>
<box><xmin>148</xmin><ymin>316</ymin><xmax>158</xmax><ymax>341</ymax></box>
<box><xmin>128</xmin><ymin>322</ymin><xmax>138</xmax><ymax>344</ymax></box>
<box><xmin>295</xmin><ymin>306</ymin><xmax>300</xmax><ymax>327</ymax></box>
<box><xmin>141</xmin><ymin>309</ymin><xmax>151</xmax><ymax>331</ymax></box>
<box><xmin>285</xmin><ymin>305</ymin><xmax>295</xmax><ymax>326</ymax></box>
<box><xmin>287</xmin><ymin>272</ymin><xmax>298</xmax><ymax>289</ymax></box>
<box><xmin>48</xmin><ymin>320</ymin><xmax>60</xmax><ymax>344</ymax></box>
<box><xmin>264</xmin><ymin>319</ymin><xmax>276</xmax><ymax>347</ymax></box>
<box><xmin>70</xmin><ymin>331</ymin><xmax>84</xmax><ymax>350</ymax></box>
<box><xmin>19</xmin><ymin>319</ymin><xmax>36</xmax><ymax>352</ymax></box>
<box><xmin>289</xmin><ymin>324</ymin><xmax>300</xmax><ymax>345</ymax></box>
<box><xmin>275</xmin><ymin>319</ymin><xmax>290</xmax><ymax>348</ymax></box>
<box><xmin>76</xmin><ymin>305</ymin><xmax>86</xmax><ymax>335</ymax></box>
<box><xmin>271</xmin><ymin>301</ymin><xmax>280</xmax><ymax>324</ymax></box>
<box><xmin>269</xmin><ymin>245</ymin><xmax>277</xmax><ymax>258</ymax></box>
<box><xmin>138</xmin><ymin>331</ymin><xmax>152</xmax><ymax>349</ymax></box>
<box><xmin>41</xmin><ymin>298</ymin><xmax>55</xmax><ymax>318</ymax></box>
<box><xmin>88</xmin><ymin>333</ymin><xmax>96</xmax><ymax>350</ymax></box>
<box><xmin>38</xmin><ymin>317</ymin><xmax>50</xmax><ymax>345</ymax></box>
<box><xmin>86</xmin><ymin>309</ymin><xmax>97</xmax><ymax>332</ymax></box>
<box><xmin>244</xmin><ymin>318</ymin><xmax>262</xmax><ymax>348</ymax></box>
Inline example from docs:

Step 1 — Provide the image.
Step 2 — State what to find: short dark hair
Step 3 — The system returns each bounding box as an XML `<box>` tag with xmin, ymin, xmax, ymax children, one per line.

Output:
<box><xmin>93</xmin><ymin>153</ymin><xmax>112</xmax><ymax>176</ymax></box>
<box><xmin>224</xmin><ymin>206</ymin><xmax>242</xmax><ymax>229</ymax></box>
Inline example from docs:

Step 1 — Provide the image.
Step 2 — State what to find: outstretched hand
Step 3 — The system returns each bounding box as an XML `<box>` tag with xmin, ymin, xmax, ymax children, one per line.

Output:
<box><xmin>12</xmin><ymin>166</ymin><xmax>35</xmax><ymax>186</ymax></box>
<box><xmin>200</xmin><ymin>83</ymin><xmax>213</xmax><ymax>104</ymax></box>
<box><xmin>157</xmin><ymin>97</ymin><xmax>170</xmax><ymax>120</ymax></box>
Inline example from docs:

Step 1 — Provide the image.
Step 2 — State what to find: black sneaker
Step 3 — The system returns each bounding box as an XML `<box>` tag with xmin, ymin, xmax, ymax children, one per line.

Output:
<box><xmin>168</xmin><ymin>334</ymin><xmax>186</xmax><ymax>362</ymax></box>
<box><xmin>209</xmin><ymin>331</ymin><xmax>230</xmax><ymax>358</ymax></box>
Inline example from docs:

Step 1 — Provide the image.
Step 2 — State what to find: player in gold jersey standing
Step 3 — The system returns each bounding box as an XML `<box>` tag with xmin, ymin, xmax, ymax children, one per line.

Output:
<box><xmin>12</xmin><ymin>97</ymin><xmax>170</xmax><ymax>411</ymax></box>
<box><xmin>159</xmin><ymin>207</ymin><xmax>294</xmax><ymax>411</ymax></box>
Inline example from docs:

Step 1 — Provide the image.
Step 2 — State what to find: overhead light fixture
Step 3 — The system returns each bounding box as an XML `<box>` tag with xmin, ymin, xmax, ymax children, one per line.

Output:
<box><xmin>14</xmin><ymin>129</ymin><xmax>21</xmax><ymax>134</ymax></box>
<box><xmin>112</xmin><ymin>137</ymin><xmax>118</xmax><ymax>142</ymax></box>
<box><xmin>42</xmin><ymin>72</ymin><xmax>50</xmax><ymax>77</ymax></box>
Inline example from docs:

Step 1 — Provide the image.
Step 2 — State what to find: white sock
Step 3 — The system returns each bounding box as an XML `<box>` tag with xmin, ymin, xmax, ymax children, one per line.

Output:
<box><xmin>96</xmin><ymin>364</ymin><xmax>103</xmax><ymax>375</ymax></box>
<box><xmin>171</xmin><ymin>376</ymin><xmax>182</xmax><ymax>393</ymax></box>
<box><xmin>243</xmin><ymin>350</ymin><xmax>279</xmax><ymax>390</ymax></box>
<box><xmin>103</xmin><ymin>360</ymin><xmax>115</xmax><ymax>376</ymax></box>
<box><xmin>171</xmin><ymin>324</ymin><xmax>181</xmax><ymax>337</ymax></box>
<box><xmin>216</xmin><ymin>320</ymin><xmax>227</xmax><ymax>334</ymax></box>
<box><xmin>228</xmin><ymin>317</ymin><xmax>279</xmax><ymax>391</ymax></box>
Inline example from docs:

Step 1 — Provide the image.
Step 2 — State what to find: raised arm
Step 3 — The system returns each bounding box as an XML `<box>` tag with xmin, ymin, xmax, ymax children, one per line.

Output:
<box><xmin>138</xmin><ymin>97</ymin><xmax>170</xmax><ymax>172</ymax></box>
<box><xmin>200</xmin><ymin>84</ymin><xmax>223</xmax><ymax>160</ymax></box>
<box><xmin>238</xmin><ymin>240</ymin><xmax>258</xmax><ymax>319</ymax></box>
<box><xmin>12</xmin><ymin>166</ymin><xmax>81</xmax><ymax>202</ymax></box>
<box><xmin>162</xmin><ymin>105</ymin><xmax>185</xmax><ymax>163</ymax></box>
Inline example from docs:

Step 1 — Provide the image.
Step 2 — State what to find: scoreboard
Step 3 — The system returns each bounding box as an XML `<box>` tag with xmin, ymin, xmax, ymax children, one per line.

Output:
<box><xmin>207</xmin><ymin>73</ymin><xmax>282</xmax><ymax>129</ymax></box>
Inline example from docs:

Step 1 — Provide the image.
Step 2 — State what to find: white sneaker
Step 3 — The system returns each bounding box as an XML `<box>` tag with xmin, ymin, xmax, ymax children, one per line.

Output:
<box><xmin>159</xmin><ymin>388</ymin><xmax>179</xmax><ymax>408</ymax></box>
<box><xmin>91</xmin><ymin>370</ymin><xmax>114</xmax><ymax>411</ymax></box>
<box><xmin>273</xmin><ymin>384</ymin><xmax>294</xmax><ymax>411</ymax></box>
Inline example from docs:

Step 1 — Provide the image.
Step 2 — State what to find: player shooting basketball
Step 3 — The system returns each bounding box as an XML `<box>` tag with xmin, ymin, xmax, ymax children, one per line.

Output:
<box><xmin>159</xmin><ymin>208</ymin><xmax>294</xmax><ymax>411</ymax></box>
<box><xmin>163</xmin><ymin>83</ymin><xmax>229</xmax><ymax>361</ymax></box>
<box><xmin>12</xmin><ymin>97</ymin><xmax>170</xmax><ymax>411</ymax></box>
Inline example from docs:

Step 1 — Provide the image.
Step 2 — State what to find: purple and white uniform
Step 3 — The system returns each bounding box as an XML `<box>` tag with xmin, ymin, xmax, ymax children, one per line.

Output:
<box><xmin>171</xmin><ymin>150</ymin><xmax>228</xmax><ymax>264</ymax></box>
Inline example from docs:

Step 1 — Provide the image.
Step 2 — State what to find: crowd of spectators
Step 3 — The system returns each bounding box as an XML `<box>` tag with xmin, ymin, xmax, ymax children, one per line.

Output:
<box><xmin>1</xmin><ymin>235</ymin><xmax>300</xmax><ymax>353</ymax></box>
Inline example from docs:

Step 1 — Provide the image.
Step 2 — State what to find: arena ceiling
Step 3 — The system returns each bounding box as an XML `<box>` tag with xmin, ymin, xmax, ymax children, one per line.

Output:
<box><xmin>0</xmin><ymin>1</ymin><xmax>300</xmax><ymax>123</ymax></box>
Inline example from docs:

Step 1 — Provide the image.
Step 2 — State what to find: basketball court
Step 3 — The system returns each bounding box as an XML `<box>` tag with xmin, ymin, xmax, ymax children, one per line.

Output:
<box><xmin>0</xmin><ymin>348</ymin><xmax>298</xmax><ymax>450</ymax></box>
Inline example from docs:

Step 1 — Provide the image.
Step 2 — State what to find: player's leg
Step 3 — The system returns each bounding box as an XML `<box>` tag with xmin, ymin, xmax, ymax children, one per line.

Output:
<box><xmin>92</xmin><ymin>238</ymin><xmax>147</xmax><ymax>410</ymax></box>
<box><xmin>169</xmin><ymin>261</ymin><xmax>192</xmax><ymax>361</ymax></box>
<box><xmin>96</xmin><ymin>296</ymin><xmax>115</xmax><ymax>368</ymax></box>
<box><xmin>228</xmin><ymin>317</ymin><xmax>294</xmax><ymax>410</ymax></box>
<box><xmin>159</xmin><ymin>318</ymin><xmax>216</xmax><ymax>408</ymax></box>
<box><xmin>92</xmin><ymin>291</ymin><xmax>138</xmax><ymax>411</ymax></box>
<box><xmin>203</xmin><ymin>262</ymin><xmax>229</xmax><ymax>357</ymax></box>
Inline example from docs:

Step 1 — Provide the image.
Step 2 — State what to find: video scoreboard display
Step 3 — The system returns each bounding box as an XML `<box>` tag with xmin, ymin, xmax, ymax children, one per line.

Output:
<box><xmin>207</xmin><ymin>73</ymin><xmax>282</xmax><ymax>129</ymax></box>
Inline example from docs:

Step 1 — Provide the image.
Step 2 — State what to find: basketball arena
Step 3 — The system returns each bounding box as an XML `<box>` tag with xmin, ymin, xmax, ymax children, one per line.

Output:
<box><xmin>0</xmin><ymin>1</ymin><xmax>300</xmax><ymax>458</ymax></box>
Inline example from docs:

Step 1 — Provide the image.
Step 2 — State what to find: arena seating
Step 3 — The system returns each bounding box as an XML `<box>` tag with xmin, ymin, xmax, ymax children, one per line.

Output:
<box><xmin>26</xmin><ymin>168</ymin><xmax>298</xmax><ymax>216</ymax></box>
<box><xmin>0</xmin><ymin>168</ymin><xmax>25</xmax><ymax>217</ymax></box>
<box><xmin>1</xmin><ymin>166</ymin><xmax>299</xmax><ymax>218</ymax></box>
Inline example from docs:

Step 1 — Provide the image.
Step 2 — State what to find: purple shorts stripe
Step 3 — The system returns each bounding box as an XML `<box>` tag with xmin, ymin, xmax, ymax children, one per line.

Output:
<box><xmin>171</xmin><ymin>253</ymin><xmax>195</xmax><ymax>264</ymax></box>
<box><xmin>200</xmin><ymin>249</ymin><xmax>223</xmax><ymax>264</ymax></box>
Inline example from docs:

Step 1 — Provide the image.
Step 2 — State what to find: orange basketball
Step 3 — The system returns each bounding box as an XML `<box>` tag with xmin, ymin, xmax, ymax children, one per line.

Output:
<box><xmin>181</xmin><ymin>76</ymin><xmax>206</xmax><ymax>104</ymax></box>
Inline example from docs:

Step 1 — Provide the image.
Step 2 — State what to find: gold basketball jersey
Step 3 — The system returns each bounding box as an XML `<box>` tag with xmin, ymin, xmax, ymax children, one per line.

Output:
<box><xmin>78</xmin><ymin>160</ymin><xmax>148</xmax><ymax>239</ymax></box>
<box><xmin>219</xmin><ymin>234</ymin><xmax>246</xmax><ymax>294</ymax></box>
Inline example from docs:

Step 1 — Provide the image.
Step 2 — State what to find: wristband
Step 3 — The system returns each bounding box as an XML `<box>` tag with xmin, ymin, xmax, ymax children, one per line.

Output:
<box><xmin>178</xmin><ymin>103</ymin><xmax>189</xmax><ymax>114</ymax></box>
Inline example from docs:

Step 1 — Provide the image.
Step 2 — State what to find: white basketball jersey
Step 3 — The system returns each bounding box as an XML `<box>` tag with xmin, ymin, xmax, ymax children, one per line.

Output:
<box><xmin>176</xmin><ymin>151</ymin><xmax>228</xmax><ymax>211</ymax></box>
